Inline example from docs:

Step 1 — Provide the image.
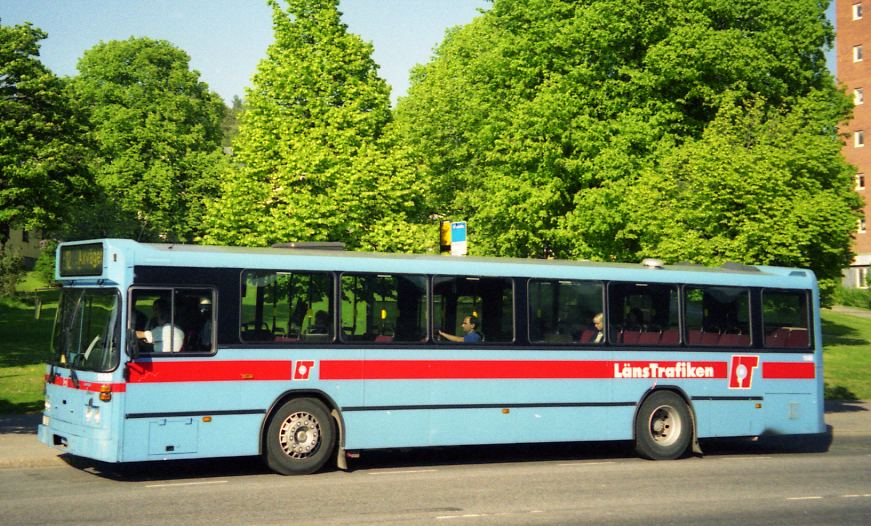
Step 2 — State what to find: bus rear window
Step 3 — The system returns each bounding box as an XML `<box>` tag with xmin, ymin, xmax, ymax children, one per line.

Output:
<box><xmin>762</xmin><ymin>290</ymin><xmax>810</xmax><ymax>349</ymax></box>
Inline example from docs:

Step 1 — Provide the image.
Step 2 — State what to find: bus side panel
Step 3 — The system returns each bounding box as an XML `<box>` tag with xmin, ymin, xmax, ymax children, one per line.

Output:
<box><xmin>121</xmin><ymin>351</ymin><xmax>365</xmax><ymax>461</ymax></box>
<box><xmin>760</xmin><ymin>354</ymin><xmax>824</xmax><ymax>435</ymax></box>
<box><xmin>761</xmin><ymin>393</ymin><xmax>822</xmax><ymax>435</ymax></box>
<box><xmin>693</xmin><ymin>399</ymin><xmax>764</xmax><ymax>437</ymax></box>
<box><xmin>342</xmin><ymin>349</ymin><xmax>618</xmax><ymax>449</ymax></box>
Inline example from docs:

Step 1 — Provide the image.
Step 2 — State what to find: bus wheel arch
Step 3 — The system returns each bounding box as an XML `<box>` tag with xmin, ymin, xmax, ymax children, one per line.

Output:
<box><xmin>262</xmin><ymin>391</ymin><xmax>343</xmax><ymax>475</ymax></box>
<box><xmin>633</xmin><ymin>388</ymin><xmax>697</xmax><ymax>460</ymax></box>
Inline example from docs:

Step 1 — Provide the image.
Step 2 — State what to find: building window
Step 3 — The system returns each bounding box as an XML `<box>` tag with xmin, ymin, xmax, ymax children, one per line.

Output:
<box><xmin>856</xmin><ymin>130</ymin><xmax>865</xmax><ymax>147</ymax></box>
<box><xmin>859</xmin><ymin>217</ymin><xmax>868</xmax><ymax>234</ymax></box>
<box><xmin>856</xmin><ymin>88</ymin><xmax>865</xmax><ymax>106</ymax></box>
<box><xmin>858</xmin><ymin>267</ymin><xmax>869</xmax><ymax>289</ymax></box>
<box><xmin>21</xmin><ymin>230</ymin><xmax>29</xmax><ymax>243</ymax></box>
<box><xmin>855</xmin><ymin>45</ymin><xmax>864</xmax><ymax>62</ymax></box>
<box><xmin>854</xmin><ymin>2</ymin><xmax>864</xmax><ymax>20</ymax></box>
<box><xmin>859</xmin><ymin>173</ymin><xmax>866</xmax><ymax>190</ymax></box>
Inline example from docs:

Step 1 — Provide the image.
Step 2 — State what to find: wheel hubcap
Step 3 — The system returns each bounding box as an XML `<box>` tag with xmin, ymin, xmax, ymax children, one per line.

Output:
<box><xmin>278</xmin><ymin>411</ymin><xmax>321</xmax><ymax>459</ymax></box>
<box><xmin>648</xmin><ymin>404</ymin><xmax>682</xmax><ymax>446</ymax></box>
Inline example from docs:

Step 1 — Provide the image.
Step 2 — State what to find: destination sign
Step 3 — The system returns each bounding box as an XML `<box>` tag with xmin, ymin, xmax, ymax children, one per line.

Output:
<box><xmin>59</xmin><ymin>242</ymin><xmax>104</xmax><ymax>277</ymax></box>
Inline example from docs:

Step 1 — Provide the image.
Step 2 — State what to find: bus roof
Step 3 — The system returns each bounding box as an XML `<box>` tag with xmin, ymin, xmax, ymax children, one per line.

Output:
<box><xmin>59</xmin><ymin>238</ymin><xmax>817</xmax><ymax>290</ymax></box>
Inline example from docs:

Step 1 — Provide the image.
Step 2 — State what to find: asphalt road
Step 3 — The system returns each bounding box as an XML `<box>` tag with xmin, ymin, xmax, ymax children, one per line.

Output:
<box><xmin>1</xmin><ymin>404</ymin><xmax>869</xmax><ymax>525</ymax></box>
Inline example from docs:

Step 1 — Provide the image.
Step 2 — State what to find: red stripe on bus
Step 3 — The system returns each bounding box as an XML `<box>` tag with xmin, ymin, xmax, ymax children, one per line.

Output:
<box><xmin>762</xmin><ymin>362</ymin><xmax>816</xmax><ymax>379</ymax></box>
<box><xmin>319</xmin><ymin>360</ymin><xmax>728</xmax><ymax>380</ymax></box>
<box><xmin>126</xmin><ymin>360</ymin><xmax>293</xmax><ymax>383</ymax></box>
<box><xmin>44</xmin><ymin>375</ymin><xmax>127</xmax><ymax>392</ymax></box>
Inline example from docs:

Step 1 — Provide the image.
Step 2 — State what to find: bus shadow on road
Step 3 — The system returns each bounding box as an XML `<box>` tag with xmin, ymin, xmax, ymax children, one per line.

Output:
<box><xmin>59</xmin><ymin>454</ymin><xmax>272</xmax><ymax>482</ymax></box>
<box><xmin>59</xmin><ymin>440</ymin><xmax>639</xmax><ymax>481</ymax></box>
<box><xmin>58</xmin><ymin>430</ymin><xmax>834</xmax><ymax>482</ymax></box>
<box><xmin>699</xmin><ymin>425</ymin><xmax>833</xmax><ymax>457</ymax></box>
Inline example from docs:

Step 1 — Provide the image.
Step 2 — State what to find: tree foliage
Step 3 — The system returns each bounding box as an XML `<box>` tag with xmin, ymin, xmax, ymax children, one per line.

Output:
<box><xmin>68</xmin><ymin>37</ymin><xmax>227</xmax><ymax>242</ymax></box>
<box><xmin>202</xmin><ymin>0</ymin><xmax>430</xmax><ymax>252</ymax></box>
<box><xmin>395</xmin><ymin>0</ymin><xmax>859</xmax><ymax>292</ymax></box>
<box><xmin>0</xmin><ymin>21</ymin><xmax>91</xmax><ymax>246</ymax></box>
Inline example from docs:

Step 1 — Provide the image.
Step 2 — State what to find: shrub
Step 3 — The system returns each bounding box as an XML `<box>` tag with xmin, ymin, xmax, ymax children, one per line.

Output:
<box><xmin>0</xmin><ymin>247</ymin><xmax>24</xmax><ymax>296</ymax></box>
<box><xmin>833</xmin><ymin>285</ymin><xmax>871</xmax><ymax>310</ymax></box>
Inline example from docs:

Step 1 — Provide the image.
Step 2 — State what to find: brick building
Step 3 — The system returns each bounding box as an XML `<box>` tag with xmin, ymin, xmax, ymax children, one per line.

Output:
<box><xmin>837</xmin><ymin>0</ymin><xmax>871</xmax><ymax>288</ymax></box>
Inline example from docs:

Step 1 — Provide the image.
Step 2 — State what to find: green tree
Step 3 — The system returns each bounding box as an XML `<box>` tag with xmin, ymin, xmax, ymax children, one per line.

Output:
<box><xmin>68</xmin><ymin>37</ymin><xmax>227</xmax><ymax>242</ymax></box>
<box><xmin>0</xmin><ymin>21</ymin><xmax>91</xmax><ymax>247</ymax></box>
<box><xmin>395</xmin><ymin>0</ymin><xmax>859</xmax><ymax>293</ymax></box>
<box><xmin>221</xmin><ymin>95</ymin><xmax>244</xmax><ymax>148</ymax></box>
<box><xmin>203</xmin><ymin>0</ymin><xmax>430</xmax><ymax>252</ymax></box>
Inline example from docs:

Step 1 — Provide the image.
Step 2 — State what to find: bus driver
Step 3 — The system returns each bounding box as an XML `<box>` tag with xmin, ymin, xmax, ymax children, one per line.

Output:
<box><xmin>135</xmin><ymin>298</ymin><xmax>184</xmax><ymax>352</ymax></box>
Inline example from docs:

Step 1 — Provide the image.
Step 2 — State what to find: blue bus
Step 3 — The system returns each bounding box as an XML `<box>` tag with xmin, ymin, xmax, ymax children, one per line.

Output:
<box><xmin>39</xmin><ymin>239</ymin><xmax>824</xmax><ymax>474</ymax></box>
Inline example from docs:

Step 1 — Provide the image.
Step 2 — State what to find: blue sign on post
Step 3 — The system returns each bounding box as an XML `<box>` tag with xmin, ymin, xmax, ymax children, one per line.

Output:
<box><xmin>451</xmin><ymin>221</ymin><xmax>467</xmax><ymax>256</ymax></box>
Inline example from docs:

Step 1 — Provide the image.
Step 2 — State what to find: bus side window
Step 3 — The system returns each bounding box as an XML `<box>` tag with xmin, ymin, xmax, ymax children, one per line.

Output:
<box><xmin>684</xmin><ymin>286</ymin><xmax>751</xmax><ymax>347</ymax></box>
<box><xmin>528</xmin><ymin>279</ymin><xmax>604</xmax><ymax>345</ymax></box>
<box><xmin>130</xmin><ymin>288</ymin><xmax>183</xmax><ymax>353</ymax></box>
<box><xmin>433</xmin><ymin>276</ymin><xmax>514</xmax><ymax>344</ymax></box>
<box><xmin>607</xmin><ymin>282</ymin><xmax>679</xmax><ymax>346</ymax></box>
<box><xmin>240</xmin><ymin>270</ymin><xmax>333</xmax><ymax>344</ymax></box>
<box><xmin>340</xmin><ymin>273</ymin><xmax>427</xmax><ymax>343</ymax></box>
<box><xmin>174</xmin><ymin>289</ymin><xmax>215</xmax><ymax>353</ymax></box>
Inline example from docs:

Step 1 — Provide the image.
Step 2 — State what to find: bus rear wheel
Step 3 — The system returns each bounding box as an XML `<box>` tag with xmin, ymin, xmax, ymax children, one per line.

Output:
<box><xmin>634</xmin><ymin>391</ymin><xmax>691</xmax><ymax>460</ymax></box>
<box><xmin>266</xmin><ymin>398</ymin><xmax>335</xmax><ymax>475</ymax></box>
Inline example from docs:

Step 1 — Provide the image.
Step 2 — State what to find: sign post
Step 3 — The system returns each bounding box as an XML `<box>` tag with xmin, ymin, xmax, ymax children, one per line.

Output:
<box><xmin>450</xmin><ymin>221</ymin><xmax>467</xmax><ymax>256</ymax></box>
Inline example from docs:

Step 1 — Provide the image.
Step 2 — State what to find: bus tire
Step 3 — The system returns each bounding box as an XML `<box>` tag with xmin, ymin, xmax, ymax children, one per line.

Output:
<box><xmin>634</xmin><ymin>391</ymin><xmax>691</xmax><ymax>460</ymax></box>
<box><xmin>265</xmin><ymin>397</ymin><xmax>335</xmax><ymax>475</ymax></box>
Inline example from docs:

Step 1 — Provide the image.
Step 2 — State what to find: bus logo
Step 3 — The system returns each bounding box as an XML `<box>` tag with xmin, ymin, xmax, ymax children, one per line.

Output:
<box><xmin>729</xmin><ymin>355</ymin><xmax>759</xmax><ymax>389</ymax></box>
<box><xmin>293</xmin><ymin>360</ymin><xmax>316</xmax><ymax>381</ymax></box>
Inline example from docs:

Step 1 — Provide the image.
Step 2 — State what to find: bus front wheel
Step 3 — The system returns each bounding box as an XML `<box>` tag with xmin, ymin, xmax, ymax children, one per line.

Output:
<box><xmin>634</xmin><ymin>391</ymin><xmax>691</xmax><ymax>460</ymax></box>
<box><xmin>266</xmin><ymin>398</ymin><xmax>335</xmax><ymax>475</ymax></box>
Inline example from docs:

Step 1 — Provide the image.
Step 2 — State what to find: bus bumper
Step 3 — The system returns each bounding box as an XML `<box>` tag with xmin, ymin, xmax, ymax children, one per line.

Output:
<box><xmin>38</xmin><ymin>415</ymin><xmax>119</xmax><ymax>463</ymax></box>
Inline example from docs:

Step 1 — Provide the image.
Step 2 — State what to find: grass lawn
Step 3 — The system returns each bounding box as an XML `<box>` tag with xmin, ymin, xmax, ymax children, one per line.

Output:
<box><xmin>821</xmin><ymin>308</ymin><xmax>871</xmax><ymax>400</ymax></box>
<box><xmin>0</xmin><ymin>294</ymin><xmax>56</xmax><ymax>413</ymax></box>
<box><xmin>1</xmin><ymin>295</ymin><xmax>869</xmax><ymax>414</ymax></box>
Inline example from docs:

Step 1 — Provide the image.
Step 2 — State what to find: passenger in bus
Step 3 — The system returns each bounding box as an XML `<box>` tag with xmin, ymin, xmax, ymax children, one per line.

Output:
<box><xmin>438</xmin><ymin>315</ymin><xmax>482</xmax><ymax>343</ymax></box>
<box><xmin>591</xmin><ymin>312</ymin><xmax>605</xmax><ymax>344</ymax></box>
<box><xmin>309</xmin><ymin>310</ymin><xmax>330</xmax><ymax>335</ymax></box>
<box><xmin>198</xmin><ymin>297</ymin><xmax>212</xmax><ymax>348</ymax></box>
<box><xmin>625</xmin><ymin>308</ymin><xmax>644</xmax><ymax>330</ymax></box>
<box><xmin>135</xmin><ymin>298</ymin><xmax>184</xmax><ymax>352</ymax></box>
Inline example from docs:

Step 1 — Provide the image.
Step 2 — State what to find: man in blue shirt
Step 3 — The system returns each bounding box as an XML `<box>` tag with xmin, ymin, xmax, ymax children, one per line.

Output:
<box><xmin>439</xmin><ymin>315</ymin><xmax>482</xmax><ymax>343</ymax></box>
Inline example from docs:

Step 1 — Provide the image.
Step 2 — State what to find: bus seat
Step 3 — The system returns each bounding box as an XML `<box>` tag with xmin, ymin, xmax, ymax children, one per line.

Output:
<box><xmin>687</xmin><ymin>330</ymin><xmax>703</xmax><ymax>345</ymax></box>
<box><xmin>374</xmin><ymin>335</ymin><xmax>394</xmax><ymax>343</ymax></box>
<box><xmin>638</xmin><ymin>331</ymin><xmax>660</xmax><ymax>345</ymax></box>
<box><xmin>700</xmin><ymin>331</ymin><xmax>720</xmax><ymax>345</ymax></box>
<box><xmin>766</xmin><ymin>328</ymin><xmax>788</xmax><ymax>347</ymax></box>
<box><xmin>622</xmin><ymin>330</ymin><xmax>641</xmax><ymax>345</ymax></box>
<box><xmin>786</xmin><ymin>329</ymin><xmax>808</xmax><ymax>348</ymax></box>
<box><xmin>578</xmin><ymin>329</ymin><xmax>595</xmax><ymax>343</ymax></box>
<box><xmin>718</xmin><ymin>333</ymin><xmax>740</xmax><ymax>346</ymax></box>
<box><xmin>304</xmin><ymin>334</ymin><xmax>331</xmax><ymax>344</ymax></box>
<box><xmin>660</xmin><ymin>329</ymin><xmax>679</xmax><ymax>345</ymax></box>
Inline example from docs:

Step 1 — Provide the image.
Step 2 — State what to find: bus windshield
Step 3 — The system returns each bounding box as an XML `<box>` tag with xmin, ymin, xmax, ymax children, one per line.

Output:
<box><xmin>52</xmin><ymin>288</ymin><xmax>121</xmax><ymax>372</ymax></box>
